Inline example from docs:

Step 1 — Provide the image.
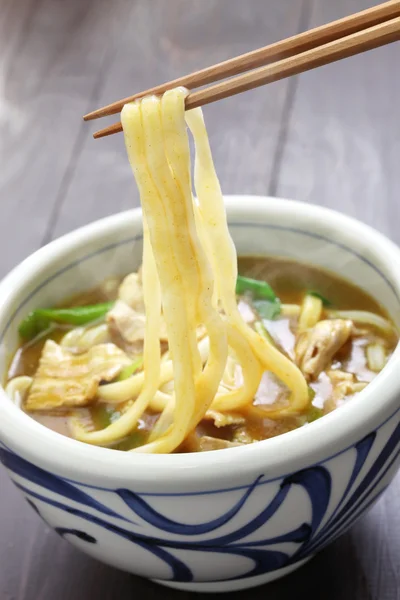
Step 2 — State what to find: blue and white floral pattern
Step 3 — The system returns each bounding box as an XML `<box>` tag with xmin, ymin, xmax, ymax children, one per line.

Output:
<box><xmin>1</xmin><ymin>408</ymin><xmax>399</xmax><ymax>584</ymax></box>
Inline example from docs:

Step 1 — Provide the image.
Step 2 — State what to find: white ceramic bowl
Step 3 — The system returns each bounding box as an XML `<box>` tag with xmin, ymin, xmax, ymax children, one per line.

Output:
<box><xmin>0</xmin><ymin>196</ymin><xmax>399</xmax><ymax>593</ymax></box>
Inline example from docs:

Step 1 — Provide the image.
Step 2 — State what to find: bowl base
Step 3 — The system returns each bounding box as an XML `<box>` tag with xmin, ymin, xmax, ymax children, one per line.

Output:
<box><xmin>152</xmin><ymin>556</ymin><xmax>313</xmax><ymax>593</ymax></box>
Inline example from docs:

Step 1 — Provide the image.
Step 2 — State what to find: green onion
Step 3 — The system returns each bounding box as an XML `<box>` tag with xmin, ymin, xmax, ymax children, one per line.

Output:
<box><xmin>18</xmin><ymin>302</ymin><xmax>114</xmax><ymax>341</ymax></box>
<box><xmin>306</xmin><ymin>387</ymin><xmax>323</xmax><ymax>422</ymax></box>
<box><xmin>236</xmin><ymin>275</ymin><xmax>280</xmax><ymax>320</ymax></box>
<box><xmin>307</xmin><ymin>405</ymin><xmax>324</xmax><ymax>423</ymax></box>
<box><xmin>115</xmin><ymin>430</ymin><xmax>147</xmax><ymax>451</ymax></box>
<box><xmin>117</xmin><ymin>356</ymin><xmax>143</xmax><ymax>381</ymax></box>
<box><xmin>90</xmin><ymin>403</ymin><xmax>147</xmax><ymax>450</ymax></box>
<box><xmin>91</xmin><ymin>404</ymin><xmax>121</xmax><ymax>430</ymax></box>
<box><xmin>18</xmin><ymin>313</ymin><xmax>55</xmax><ymax>341</ymax></box>
<box><xmin>307</xmin><ymin>291</ymin><xmax>331</xmax><ymax>307</ymax></box>
<box><xmin>236</xmin><ymin>275</ymin><xmax>276</xmax><ymax>301</ymax></box>
<box><xmin>254</xmin><ymin>321</ymin><xmax>275</xmax><ymax>345</ymax></box>
<box><xmin>253</xmin><ymin>299</ymin><xmax>281</xmax><ymax>320</ymax></box>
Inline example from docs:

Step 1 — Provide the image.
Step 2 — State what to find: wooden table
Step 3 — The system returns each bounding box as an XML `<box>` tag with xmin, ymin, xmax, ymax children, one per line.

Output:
<box><xmin>1</xmin><ymin>1</ymin><xmax>399</xmax><ymax>598</ymax></box>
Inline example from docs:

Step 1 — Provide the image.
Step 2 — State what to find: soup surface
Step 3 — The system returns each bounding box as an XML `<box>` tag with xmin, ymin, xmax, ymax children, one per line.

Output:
<box><xmin>6</xmin><ymin>256</ymin><xmax>397</xmax><ymax>452</ymax></box>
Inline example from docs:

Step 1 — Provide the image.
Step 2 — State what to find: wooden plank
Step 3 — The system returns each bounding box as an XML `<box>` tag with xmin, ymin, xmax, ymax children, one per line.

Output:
<box><xmin>0</xmin><ymin>1</ymin><xmax>136</xmax><ymax>598</ymax></box>
<box><xmin>272</xmin><ymin>0</ymin><xmax>400</xmax><ymax>240</ymax></box>
<box><xmin>0</xmin><ymin>0</ymin><xmax>130</xmax><ymax>277</ymax></box>
<box><xmin>0</xmin><ymin>0</ymin><xmax>39</xmax><ymax>75</ymax></box>
<box><xmin>275</xmin><ymin>1</ymin><xmax>400</xmax><ymax>598</ymax></box>
<box><xmin>351</xmin><ymin>482</ymin><xmax>400</xmax><ymax>600</ymax></box>
<box><xmin>50</xmin><ymin>0</ymin><xmax>305</xmax><ymax>239</ymax></box>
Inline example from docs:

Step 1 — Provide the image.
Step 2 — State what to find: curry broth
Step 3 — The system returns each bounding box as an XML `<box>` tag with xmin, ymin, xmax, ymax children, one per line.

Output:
<box><xmin>238</xmin><ymin>256</ymin><xmax>388</xmax><ymax>313</ymax></box>
<box><xmin>6</xmin><ymin>257</ymin><xmax>397</xmax><ymax>451</ymax></box>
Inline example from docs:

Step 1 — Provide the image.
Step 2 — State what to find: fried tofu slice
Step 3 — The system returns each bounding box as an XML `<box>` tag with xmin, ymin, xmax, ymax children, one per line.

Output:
<box><xmin>204</xmin><ymin>410</ymin><xmax>245</xmax><ymax>428</ymax></box>
<box><xmin>25</xmin><ymin>340</ymin><xmax>131</xmax><ymax>410</ymax></box>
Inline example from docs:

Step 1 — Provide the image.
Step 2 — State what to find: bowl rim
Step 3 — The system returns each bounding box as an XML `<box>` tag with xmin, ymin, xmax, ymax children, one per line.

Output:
<box><xmin>1</xmin><ymin>195</ymin><xmax>400</xmax><ymax>487</ymax></box>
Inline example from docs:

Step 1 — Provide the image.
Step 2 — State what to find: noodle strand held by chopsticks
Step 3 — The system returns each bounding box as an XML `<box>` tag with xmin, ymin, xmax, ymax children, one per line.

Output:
<box><xmin>70</xmin><ymin>87</ymin><xmax>309</xmax><ymax>452</ymax></box>
<box><xmin>134</xmin><ymin>90</ymin><xmax>227</xmax><ymax>452</ymax></box>
<box><xmin>186</xmin><ymin>107</ymin><xmax>309</xmax><ymax>417</ymax></box>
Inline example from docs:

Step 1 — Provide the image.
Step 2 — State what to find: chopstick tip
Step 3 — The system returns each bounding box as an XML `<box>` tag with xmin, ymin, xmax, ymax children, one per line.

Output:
<box><xmin>84</xmin><ymin>110</ymin><xmax>101</xmax><ymax>121</ymax></box>
<box><xmin>84</xmin><ymin>104</ymin><xmax>122</xmax><ymax>121</ymax></box>
<box><xmin>93</xmin><ymin>121</ymin><xmax>123</xmax><ymax>139</ymax></box>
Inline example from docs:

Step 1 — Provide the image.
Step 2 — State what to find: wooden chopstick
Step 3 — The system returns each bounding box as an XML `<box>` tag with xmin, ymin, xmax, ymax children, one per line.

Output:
<box><xmin>187</xmin><ymin>17</ymin><xmax>400</xmax><ymax>109</ymax></box>
<box><xmin>85</xmin><ymin>0</ymin><xmax>400</xmax><ymax>123</ymax></box>
<box><xmin>90</xmin><ymin>9</ymin><xmax>400</xmax><ymax>139</ymax></box>
<box><xmin>93</xmin><ymin>16</ymin><xmax>400</xmax><ymax>140</ymax></box>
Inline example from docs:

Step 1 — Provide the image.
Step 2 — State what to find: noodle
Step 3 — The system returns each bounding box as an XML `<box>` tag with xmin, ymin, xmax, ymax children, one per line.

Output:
<box><xmin>71</xmin><ymin>87</ymin><xmax>309</xmax><ymax>451</ymax></box>
<box><xmin>6</xmin><ymin>377</ymin><xmax>32</xmax><ymax>408</ymax></box>
<box><xmin>185</xmin><ymin>107</ymin><xmax>309</xmax><ymax>418</ymax></box>
<box><xmin>70</xmin><ymin>216</ymin><xmax>163</xmax><ymax>444</ymax></box>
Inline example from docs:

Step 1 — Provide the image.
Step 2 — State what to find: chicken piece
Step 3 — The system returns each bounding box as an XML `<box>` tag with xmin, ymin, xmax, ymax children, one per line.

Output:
<box><xmin>177</xmin><ymin>432</ymin><xmax>202</xmax><ymax>453</ymax></box>
<box><xmin>296</xmin><ymin>319</ymin><xmax>353</xmax><ymax>381</ymax></box>
<box><xmin>108</xmin><ymin>300</ymin><xmax>145</xmax><ymax>343</ymax></box>
<box><xmin>198</xmin><ymin>436</ymin><xmax>243</xmax><ymax>451</ymax></box>
<box><xmin>107</xmin><ymin>299</ymin><xmax>206</xmax><ymax>354</ymax></box>
<box><xmin>324</xmin><ymin>370</ymin><xmax>367</xmax><ymax>413</ymax></box>
<box><xmin>118</xmin><ymin>273</ymin><xmax>145</xmax><ymax>312</ymax></box>
<box><xmin>25</xmin><ymin>340</ymin><xmax>131</xmax><ymax>411</ymax></box>
<box><xmin>204</xmin><ymin>410</ymin><xmax>245</xmax><ymax>428</ymax></box>
<box><xmin>99</xmin><ymin>277</ymin><xmax>121</xmax><ymax>300</ymax></box>
<box><xmin>107</xmin><ymin>300</ymin><xmax>169</xmax><ymax>345</ymax></box>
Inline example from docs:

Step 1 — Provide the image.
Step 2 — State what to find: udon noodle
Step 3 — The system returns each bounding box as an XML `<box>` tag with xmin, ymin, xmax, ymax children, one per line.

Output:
<box><xmin>67</xmin><ymin>88</ymin><xmax>308</xmax><ymax>452</ymax></box>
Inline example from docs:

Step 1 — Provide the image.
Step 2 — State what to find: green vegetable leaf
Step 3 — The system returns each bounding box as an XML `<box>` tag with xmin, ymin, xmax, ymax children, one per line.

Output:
<box><xmin>253</xmin><ymin>299</ymin><xmax>281</xmax><ymax>320</ymax></box>
<box><xmin>307</xmin><ymin>405</ymin><xmax>324</xmax><ymax>423</ymax></box>
<box><xmin>91</xmin><ymin>404</ymin><xmax>120</xmax><ymax>430</ymax></box>
<box><xmin>254</xmin><ymin>321</ymin><xmax>275</xmax><ymax>345</ymax></box>
<box><xmin>236</xmin><ymin>275</ymin><xmax>276</xmax><ymax>301</ymax></box>
<box><xmin>307</xmin><ymin>291</ymin><xmax>331</xmax><ymax>307</ymax></box>
<box><xmin>115</xmin><ymin>430</ymin><xmax>148</xmax><ymax>451</ymax></box>
<box><xmin>117</xmin><ymin>356</ymin><xmax>143</xmax><ymax>381</ymax></box>
<box><xmin>306</xmin><ymin>388</ymin><xmax>324</xmax><ymax>423</ymax></box>
<box><xmin>18</xmin><ymin>302</ymin><xmax>114</xmax><ymax>341</ymax></box>
<box><xmin>90</xmin><ymin>403</ymin><xmax>147</xmax><ymax>450</ymax></box>
<box><xmin>308</xmin><ymin>386</ymin><xmax>316</xmax><ymax>401</ymax></box>
<box><xmin>18</xmin><ymin>312</ymin><xmax>53</xmax><ymax>341</ymax></box>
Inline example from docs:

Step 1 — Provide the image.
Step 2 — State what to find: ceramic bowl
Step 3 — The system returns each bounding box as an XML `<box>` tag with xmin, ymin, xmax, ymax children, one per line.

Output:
<box><xmin>0</xmin><ymin>196</ymin><xmax>399</xmax><ymax>593</ymax></box>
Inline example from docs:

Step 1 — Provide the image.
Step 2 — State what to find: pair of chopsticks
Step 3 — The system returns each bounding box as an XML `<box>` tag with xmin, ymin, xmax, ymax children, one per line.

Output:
<box><xmin>85</xmin><ymin>1</ymin><xmax>400</xmax><ymax>139</ymax></box>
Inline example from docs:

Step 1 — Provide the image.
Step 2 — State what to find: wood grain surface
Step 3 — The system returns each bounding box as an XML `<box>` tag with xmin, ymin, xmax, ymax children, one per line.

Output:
<box><xmin>0</xmin><ymin>1</ymin><xmax>398</xmax><ymax>599</ymax></box>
